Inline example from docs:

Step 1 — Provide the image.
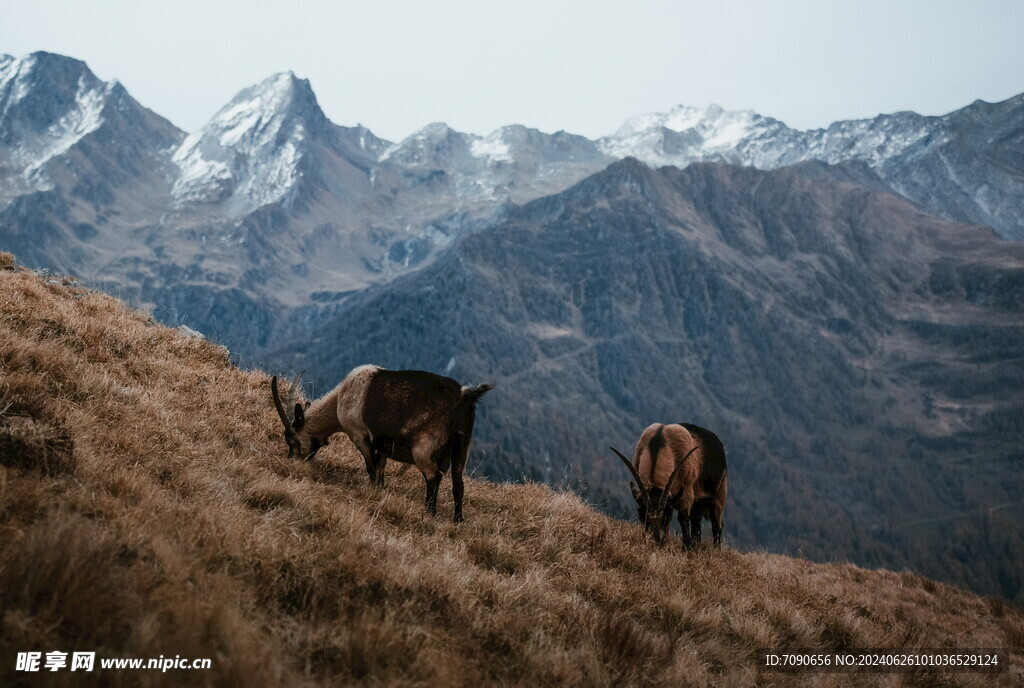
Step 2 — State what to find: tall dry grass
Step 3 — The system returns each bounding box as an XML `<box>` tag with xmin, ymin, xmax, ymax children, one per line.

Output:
<box><xmin>0</xmin><ymin>253</ymin><xmax>1021</xmax><ymax>687</ymax></box>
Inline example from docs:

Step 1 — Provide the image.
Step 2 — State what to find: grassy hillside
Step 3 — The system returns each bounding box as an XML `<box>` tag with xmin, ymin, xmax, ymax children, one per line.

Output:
<box><xmin>1</xmin><ymin>253</ymin><xmax>1021</xmax><ymax>687</ymax></box>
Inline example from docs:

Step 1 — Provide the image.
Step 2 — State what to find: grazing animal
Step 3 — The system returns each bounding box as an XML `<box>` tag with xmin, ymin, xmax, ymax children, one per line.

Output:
<box><xmin>610</xmin><ymin>422</ymin><xmax>727</xmax><ymax>547</ymax></box>
<box><xmin>271</xmin><ymin>366</ymin><xmax>493</xmax><ymax>522</ymax></box>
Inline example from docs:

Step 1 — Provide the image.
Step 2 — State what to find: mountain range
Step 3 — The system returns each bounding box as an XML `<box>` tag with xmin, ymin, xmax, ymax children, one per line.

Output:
<box><xmin>1</xmin><ymin>51</ymin><xmax>1022</xmax><ymax>601</ymax></box>
<box><xmin>3</xmin><ymin>52</ymin><xmax>1022</xmax><ymax>314</ymax></box>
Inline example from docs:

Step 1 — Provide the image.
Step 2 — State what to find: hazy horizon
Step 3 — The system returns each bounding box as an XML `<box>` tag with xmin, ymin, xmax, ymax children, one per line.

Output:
<box><xmin>3</xmin><ymin>0</ymin><xmax>1023</xmax><ymax>142</ymax></box>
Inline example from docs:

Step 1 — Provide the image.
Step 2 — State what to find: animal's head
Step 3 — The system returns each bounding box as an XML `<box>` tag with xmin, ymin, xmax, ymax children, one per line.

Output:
<box><xmin>631</xmin><ymin>483</ymin><xmax>673</xmax><ymax>544</ymax></box>
<box><xmin>271</xmin><ymin>373</ymin><xmax>324</xmax><ymax>460</ymax></box>
<box><xmin>612</xmin><ymin>445</ymin><xmax>698</xmax><ymax>546</ymax></box>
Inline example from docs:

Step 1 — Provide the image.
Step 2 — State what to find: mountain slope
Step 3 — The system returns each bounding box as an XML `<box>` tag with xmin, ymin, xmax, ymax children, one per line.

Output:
<box><xmin>1</xmin><ymin>256</ymin><xmax>1021</xmax><ymax>687</ymax></box>
<box><xmin>277</xmin><ymin>158</ymin><xmax>1024</xmax><ymax>602</ymax></box>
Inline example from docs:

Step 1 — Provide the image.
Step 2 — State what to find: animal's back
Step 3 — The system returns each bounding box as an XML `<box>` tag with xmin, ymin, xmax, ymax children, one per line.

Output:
<box><xmin>634</xmin><ymin>423</ymin><xmax>701</xmax><ymax>492</ymax></box>
<box><xmin>363</xmin><ymin>369</ymin><xmax>464</xmax><ymax>437</ymax></box>
<box><xmin>679</xmin><ymin>422</ymin><xmax>727</xmax><ymax>495</ymax></box>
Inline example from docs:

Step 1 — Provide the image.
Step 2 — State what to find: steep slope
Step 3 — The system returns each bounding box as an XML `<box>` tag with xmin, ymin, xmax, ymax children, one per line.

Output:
<box><xmin>600</xmin><ymin>96</ymin><xmax>1024</xmax><ymax>239</ymax></box>
<box><xmin>1</xmin><ymin>256</ymin><xmax>1021</xmax><ymax>687</ymax></box>
<box><xmin>277</xmin><ymin>159</ymin><xmax>1024</xmax><ymax>602</ymax></box>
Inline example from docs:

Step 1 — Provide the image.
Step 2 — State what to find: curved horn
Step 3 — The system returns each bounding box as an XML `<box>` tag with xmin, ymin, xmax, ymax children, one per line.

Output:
<box><xmin>271</xmin><ymin>376</ymin><xmax>293</xmax><ymax>430</ymax></box>
<box><xmin>611</xmin><ymin>446</ymin><xmax>650</xmax><ymax>508</ymax></box>
<box><xmin>656</xmin><ymin>445</ymin><xmax>700</xmax><ymax>514</ymax></box>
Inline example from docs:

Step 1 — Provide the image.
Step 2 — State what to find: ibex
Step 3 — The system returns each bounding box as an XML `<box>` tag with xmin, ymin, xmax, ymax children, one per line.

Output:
<box><xmin>611</xmin><ymin>422</ymin><xmax>727</xmax><ymax>547</ymax></box>
<box><xmin>271</xmin><ymin>365</ymin><xmax>493</xmax><ymax>522</ymax></box>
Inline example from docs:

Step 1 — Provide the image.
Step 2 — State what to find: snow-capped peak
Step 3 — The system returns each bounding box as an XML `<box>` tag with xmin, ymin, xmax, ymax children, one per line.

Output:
<box><xmin>207</xmin><ymin>72</ymin><xmax>311</xmax><ymax>146</ymax></box>
<box><xmin>599</xmin><ymin>103</ymin><xmax>766</xmax><ymax>167</ymax></box>
<box><xmin>599</xmin><ymin>100</ymin><xmax>950</xmax><ymax>171</ymax></box>
<box><xmin>171</xmin><ymin>71</ymin><xmax>323</xmax><ymax>214</ymax></box>
<box><xmin>611</xmin><ymin>103</ymin><xmax>753</xmax><ymax>139</ymax></box>
<box><xmin>0</xmin><ymin>52</ymin><xmax>112</xmax><ymax>189</ymax></box>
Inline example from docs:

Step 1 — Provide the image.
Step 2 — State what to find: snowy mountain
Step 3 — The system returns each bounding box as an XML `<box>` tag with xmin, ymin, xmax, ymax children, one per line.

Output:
<box><xmin>0</xmin><ymin>52</ymin><xmax>182</xmax><ymax>274</ymax></box>
<box><xmin>599</xmin><ymin>99</ymin><xmax>1024</xmax><ymax>239</ymax></box>
<box><xmin>171</xmin><ymin>72</ymin><xmax>338</xmax><ymax>215</ymax></box>
<box><xmin>599</xmin><ymin>104</ymin><xmax>786</xmax><ymax>167</ymax></box>
<box><xmin>596</xmin><ymin>103</ymin><xmax>934</xmax><ymax>169</ymax></box>
<box><xmin>0</xmin><ymin>52</ymin><xmax>182</xmax><ymax>201</ymax></box>
<box><xmin>378</xmin><ymin>121</ymin><xmax>610</xmax><ymax>203</ymax></box>
<box><xmin>0</xmin><ymin>53</ymin><xmax>109</xmax><ymax>195</ymax></box>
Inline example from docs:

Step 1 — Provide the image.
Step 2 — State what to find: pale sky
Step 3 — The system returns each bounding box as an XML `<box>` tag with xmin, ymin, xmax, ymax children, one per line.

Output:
<box><xmin>3</xmin><ymin>0</ymin><xmax>1022</xmax><ymax>142</ymax></box>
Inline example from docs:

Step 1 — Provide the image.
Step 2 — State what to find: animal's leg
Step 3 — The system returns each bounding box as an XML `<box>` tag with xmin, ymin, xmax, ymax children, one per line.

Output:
<box><xmin>711</xmin><ymin>475</ymin><xmax>727</xmax><ymax>547</ymax></box>
<box><xmin>677</xmin><ymin>509</ymin><xmax>691</xmax><ymax>547</ymax></box>
<box><xmin>424</xmin><ymin>473</ymin><xmax>441</xmax><ymax>515</ymax></box>
<box><xmin>450</xmin><ymin>432</ymin><xmax>469</xmax><ymax>523</ymax></box>
<box><xmin>412</xmin><ymin>435</ymin><xmax>442</xmax><ymax>516</ymax></box>
<box><xmin>677</xmin><ymin>486</ymin><xmax>696</xmax><ymax>549</ymax></box>
<box><xmin>710</xmin><ymin>501</ymin><xmax>725</xmax><ymax>547</ymax></box>
<box><xmin>689</xmin><ymin>503</ymin><xmax>705</xmax><ymax>547</ymax></box>
<box><xmin>451</xmin><ymin>475</ymin><xmax>465</xmax><ymax>523</ymax></box>
<box><xmin>351</xmin><ymin>434</ymin><xmax>381</xmax><ymax>486</ymax></box>
<box><xmin>362</xmin><ymin>453</ymin><xmax>375</xmax><ymax>478</ymax></box>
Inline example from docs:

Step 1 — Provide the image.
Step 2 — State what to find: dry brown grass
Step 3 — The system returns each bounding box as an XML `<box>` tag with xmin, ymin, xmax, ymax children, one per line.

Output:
<box><xmin>0</xmin><ymin>259</ymin><xmax>1021</xmax><ymax>687</ymax></box>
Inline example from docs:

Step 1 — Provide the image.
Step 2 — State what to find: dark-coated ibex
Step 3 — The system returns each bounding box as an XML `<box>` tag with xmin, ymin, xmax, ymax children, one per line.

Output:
<box><xmin>611</xmin><ymin>422</ymin><xmax>727</xmax><ymax>547</ymax></box>
<box><xmin>271</xmin><ymin>365</ymin><xmax>493</xmax><ymax>522</ymax></box>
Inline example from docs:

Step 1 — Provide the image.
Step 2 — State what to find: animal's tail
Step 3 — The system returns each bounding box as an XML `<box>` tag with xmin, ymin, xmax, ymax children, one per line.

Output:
<box><xmin>460</xmin><ymin>382</ymin><xmax>495</xmax><ymax>407</ymax></box>
<box><xmin>441</xmin><ymin>383</ymin><xmax>493</xmax><ymax>473</ymax></box>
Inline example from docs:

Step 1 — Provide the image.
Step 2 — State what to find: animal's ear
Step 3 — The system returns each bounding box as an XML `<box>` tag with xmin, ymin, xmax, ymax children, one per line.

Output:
<box><xmin>293</xmin><ymin>403</ymin><xmax>305</xmax><ymax>430</ymax></box>
<box><xmin>630</xmin><ymin>482</ymin><xmax>643</xmax><ymax>502</ymax></box>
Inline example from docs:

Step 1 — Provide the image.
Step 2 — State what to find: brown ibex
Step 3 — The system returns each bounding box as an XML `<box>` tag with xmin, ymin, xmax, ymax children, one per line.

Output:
<box><xmin>611</xmin><ymin>422</ymin><xmax>727</xmax><ymax>547</ymax></box>
<box><xmin>271</xmin><ymin>365</ymin><xmax>493</xmax><ymax>522</ymax></box>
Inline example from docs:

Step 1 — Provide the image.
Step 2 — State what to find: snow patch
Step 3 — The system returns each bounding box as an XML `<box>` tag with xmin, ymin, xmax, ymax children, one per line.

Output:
<box><xmin>470</xmin><ymin>135</ymin><xmax>512</xmax><ymax>163</ymax></box>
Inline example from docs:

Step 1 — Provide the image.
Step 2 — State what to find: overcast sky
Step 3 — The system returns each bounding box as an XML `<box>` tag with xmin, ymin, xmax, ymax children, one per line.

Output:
<box><xmin>3</xmin><ymin>0</ymin><xmax>1022</xmax><ymax>141</ymax></box>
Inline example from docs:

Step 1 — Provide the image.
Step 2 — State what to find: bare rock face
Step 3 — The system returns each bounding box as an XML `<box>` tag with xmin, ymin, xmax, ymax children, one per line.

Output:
<box><xmin>175</xmin><ymin>324</ymin><xmax>205</xmax><ymax>340</ymax></box>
